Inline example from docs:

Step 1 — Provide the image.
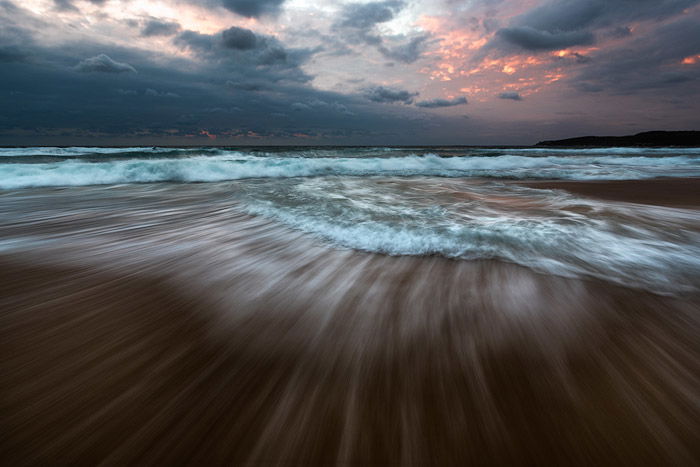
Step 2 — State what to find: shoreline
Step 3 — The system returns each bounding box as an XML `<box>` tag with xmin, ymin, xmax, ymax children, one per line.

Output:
<box><xmin>2</xmin><ymin>215</ymin><xmax>699</xmax><ymax>464</ymax></box>
<box><xmin>1</xmin><ymin>177</ymin><xmax>698</xmax><ymax>464</ymax></box>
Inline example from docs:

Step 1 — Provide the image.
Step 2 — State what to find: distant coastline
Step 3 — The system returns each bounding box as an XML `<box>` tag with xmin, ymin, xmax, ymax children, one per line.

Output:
<box><xmin>536</xmin><ymin>131</ymin><xmax>700</xmax><ymax>147</ymax></box>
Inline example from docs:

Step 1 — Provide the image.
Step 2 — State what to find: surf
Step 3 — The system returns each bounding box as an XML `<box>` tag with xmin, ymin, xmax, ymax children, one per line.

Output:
<box><xmin>1</xmin><ymin>150</ymin><xmax>699</xmax><ymax>189</ymax></box>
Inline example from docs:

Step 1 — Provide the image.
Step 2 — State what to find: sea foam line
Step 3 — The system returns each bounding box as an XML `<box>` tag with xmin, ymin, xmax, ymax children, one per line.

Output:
<box><xmin>1</xmin><ymin>153</ymin><xmax>699</xmax><ymax>188</ymax></box>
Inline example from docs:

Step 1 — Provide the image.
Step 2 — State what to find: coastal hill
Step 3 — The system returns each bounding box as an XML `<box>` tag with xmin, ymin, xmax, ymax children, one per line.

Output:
<box><xmin>536</xmin><ymin>131</ymin><xmax>700</xmax><ymax>147</ymax></box>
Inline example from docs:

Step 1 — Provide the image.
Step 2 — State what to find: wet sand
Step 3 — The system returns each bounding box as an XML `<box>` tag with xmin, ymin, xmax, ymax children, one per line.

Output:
<box><xmin>517</xmin><ymin>177</ymin><xmax>700</xmax><ymax>207</ymax></box>
<box><xmin>1</xmin><ymin>182</ymin><xmax>699</xmax><ymax>465</ymax></box>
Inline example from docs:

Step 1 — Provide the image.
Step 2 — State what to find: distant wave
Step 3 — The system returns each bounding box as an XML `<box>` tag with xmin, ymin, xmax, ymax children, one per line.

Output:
<box><xmin>2</xmin><ymin>146</ymin><xmax>700</xmax><ymax>158</ymax></box>
<box><xmin>0</xmin><ymin>147</ymin><xmax>222</xmax><ymax>157</ymax></box>
<box><xmin>1</xmin><ymin>152</ymin><xmax>699</xmax><ymax>188</ymax></box>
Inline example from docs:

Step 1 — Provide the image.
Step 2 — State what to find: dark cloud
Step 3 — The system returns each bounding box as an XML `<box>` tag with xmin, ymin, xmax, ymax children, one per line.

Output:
<box><xmin>608</xmin><ymin>26</ymin><xmax>632</xmax><ymax>38</ymax></box>
<box><xmin>0</xmin><ymin>2</ymin><xmax>45</xmax><ymax>63</ymax></box>
<box><xmin>220</xmin><ymin>0</ymin><xmax>285</xmax><ymax>17</ymax></box>
<box><xmin>174</xmin><ymin>27</ymin><xmax>310</xmax><ymax>72</ymax></box>
<box><xmin>175</xmin><ymin>30</ymin><xmax>215</xmax><ymax>53</ymax></box>
<box><xmin>570</xmin><ymin>52</ymin><xmax>592</xmax><ymax>64</ymax></box>
<box><xmin>482</xmin><ymin>0</ymin><xmax>700</xmax><ymax>55</ymax></box>
<box><xmin>290</xmin><ymin>98</ymin><xmax>356</xmax><ymax>116</ymax></box>
<box><xmin>333</xmin><ymin>1</ymin><xmax>430</xmax><ymax>64</ymax></box>
<box><xmin>54</xmin><ymin>0</ymin><xmax>108</xmax><ymax>10</ymax></box>
<box><xmin>0</xmin><ymin>6</ymin><xmax>453</xmax><ymax>145</ymax></box>
<box><xmin>415</xmin><ymin>96</ymin><xmax>468</xmax><ymax>108</ymax></box>
<box><xmin>53</xmin><ymin>0</ymin><xmax>78</xmax><ymax>11</ymax></box>
<box><xmin>141</xmin><ymin>19</ymin><xmax>181</xmax><ymax>37</ymax></box>
<box><xmin>172</xmin><ymin>27</ymin><xmax>316</xmax><ymax>92</ymax></box>
<box><xmin>0</xmin><ymin>22</ymin><xmax>31</xmax><ymax>63</ymax></box>
<box><xmin>497</xmin><ymin>27</ymin><xmax>594</xmax><ymax>51</ymax></box>
<box><xmin>514</xmin><ymin>0</ymin><xmax>698</xmax><ymax>34</ymax></box>
<box><xmin>363</xmin><ymin>86</ymin><xmax>418</xmax><ymax>104</ymax></box>
<box><xmin>378</xmin><ymin>34</ymin><xmax>430</xmax><ymax>63</ymax></box>
<box><xmin>257</xmin><ymin>46</ymin><xmax>288</xmax><ymax>65</ymax></box>
<box><xmin>512</xmin><ymin>1</ymin><xmax>604</xmax><ymax>34</ymax></box>
<box><xmin>75</xmin><ymin>54</ymin><xmax>137</xmax><ymax>73</ymax></box>
<box><xmin>1</xmin><ymin>47</ymin><xmax>455</xmax><ymax>144</ymax></box>
<box><xmin>567</xmin><ymin>16</ymin><xmax>700</xmax><ymax>94</ymax></box>
<box><xmin>337</xmin><ymin>1</ymin><xmax>404</xmax><ymax>30</ymax></box>
<box><xmin>221</xmin><ymin>26</ymin><xmax>257</xmax><ymax>50</ymax></box>
<box><xmin>0</xmin><ymin>46</ymin><xmax>26</xmax><ymax>62</ymax></box>
<box><xmin>498</xmin><ymin>92</ymin><xmax>522</xmax><ymax>101</ymax></box>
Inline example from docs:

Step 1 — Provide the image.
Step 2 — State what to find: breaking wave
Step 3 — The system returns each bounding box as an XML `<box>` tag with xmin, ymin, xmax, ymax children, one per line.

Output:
<box><xmin>1</xmin><ymin>150</ymin><xmax>699</xmax><ymax>189</ymax></box>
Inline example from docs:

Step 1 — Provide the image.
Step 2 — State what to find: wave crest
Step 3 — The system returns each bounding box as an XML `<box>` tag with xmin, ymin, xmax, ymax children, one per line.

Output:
<box><xmin>1</xmin><ymin>152</ymin><xmax>699</xmax><ymax>189</ymax></box>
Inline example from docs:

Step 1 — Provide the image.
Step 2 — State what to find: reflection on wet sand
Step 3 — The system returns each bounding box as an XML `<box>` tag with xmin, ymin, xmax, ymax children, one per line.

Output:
<box><xmin>1</xmin><ymin>182</ymin><xmax>699</xmax><ymax>465</ymax></box>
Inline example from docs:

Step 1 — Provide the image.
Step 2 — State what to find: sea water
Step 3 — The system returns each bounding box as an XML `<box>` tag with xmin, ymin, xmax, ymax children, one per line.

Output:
<box><xmin>1</xmin><ymin>146</ymin><xmax>698</xmax><ymax>294</ymax></box>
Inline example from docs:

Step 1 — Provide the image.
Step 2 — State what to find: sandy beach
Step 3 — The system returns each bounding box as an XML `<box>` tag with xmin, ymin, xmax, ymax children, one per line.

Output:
<box><xmin>1</xmin><ymin>178</ymin><xmax>699</xmax><ymax>465</ymax></box>
<box><xmin>517</xmin><ymin>177</ymin><xmax>700</xmax><ymax>207</ymax></box>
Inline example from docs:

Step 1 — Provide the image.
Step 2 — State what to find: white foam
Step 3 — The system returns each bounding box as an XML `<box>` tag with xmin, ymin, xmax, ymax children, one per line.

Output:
<box><xmin>0</xmin><ymin>147</ymin><xmax>166</xmax><ymax>157</ymax></box>
<box><xmin>1</xmin><ymin>152</ymin><xmax>699</xmax><ymax>189</ymax></box>
<box><xmin>236</xmin><ymin>178</ymin><xmax>700</xmax><ymax>294</ymax></box>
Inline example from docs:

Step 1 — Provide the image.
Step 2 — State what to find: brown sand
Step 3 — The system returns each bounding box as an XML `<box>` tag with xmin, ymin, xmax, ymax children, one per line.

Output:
<box><xmin>515</xmin><ymin>177</ymin><xmax>700</xmax><ymax>207</ymax></box>
<box><xmin>2</xmin><ymin>253</ymin><xmax>699</xmax><ymax>465</ymax></box>
<box><xmin>1</xmin><ymin>181</ymin><xmax>699</xmax><ymax>465</ymax></box>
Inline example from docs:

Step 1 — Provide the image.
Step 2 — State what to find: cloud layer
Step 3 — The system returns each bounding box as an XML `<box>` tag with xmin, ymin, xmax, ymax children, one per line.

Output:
<box><xmin>0</xmin><ymin>0</ymin><xmax>698</xmax><ymax>145</ymax></box>
<box><xmin>416</xmin><ymin>97</ymin><xmax>468</xmax><ymax>108</ymax></box>
<box><xmin>220</xmin><ymin>0</ymin><xmax>286</xmax><ymax>18</ymax></box>
<box><xmin>363</xmin><ymin>86</ymin><xmax>418</xmax><ymax>104</ymax></box>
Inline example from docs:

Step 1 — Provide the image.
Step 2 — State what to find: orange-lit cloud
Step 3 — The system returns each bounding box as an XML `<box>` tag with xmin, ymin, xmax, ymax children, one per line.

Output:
<box><xmin>551</xmin><ymin>47</ymin><xmax>599</xmax><ymax>59</ymax></box>
<box><xmin>682</xmin><ymin>54</ymin><xmax>700</xmax><ymax>65</ymax></box>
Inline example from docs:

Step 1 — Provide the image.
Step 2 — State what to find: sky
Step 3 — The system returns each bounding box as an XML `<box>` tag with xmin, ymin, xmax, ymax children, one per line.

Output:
<box><xmin>1</xmin><ymin>0</ymin><xmax>699</xmax><ymax>145</ymax></box>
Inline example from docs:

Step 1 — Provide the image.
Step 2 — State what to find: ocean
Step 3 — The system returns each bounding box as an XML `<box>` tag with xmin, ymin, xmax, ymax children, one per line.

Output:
<box><xmin>2</xmin><ymin>146</ymin><xmax>699</xmax><ymax>294</ymax></box>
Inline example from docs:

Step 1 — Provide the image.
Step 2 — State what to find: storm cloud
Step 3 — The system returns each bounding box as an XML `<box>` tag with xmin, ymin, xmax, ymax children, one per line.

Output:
<box><xmin>363</xmin><ymin>86</ymin><xmax>418</xmax><ymax>104</ymax></box>
<box><xmin>498</xmin><ymin>92</ymin><xmax>523</xmax><ymax>101</ymax></box>
<box><xmin>378</xmin><ymin>34</ymin><xmax>430</xmax><ymax>64</ymax></box>
<box><xmin>0</xmin><ymin>2</ymin><xmax>462</xmax><ymax>145</ymax></box>
<box><xmin>221</xmin><ymin>27</ymin><xmax>257</xmax><ymax>50</ymax></box>
<box><xmin>173</xmin><ymin>26</ymin><xmax>312</xmax><ymax>83</ymax></box>
<box><xmin>141</xmin><ymin>19</ymin><xmax>181</xmax><ymax>37</ymax></box>
<box><xmin>337</xmin><ymin>1</ymin><xmax>404</xmax><ymax>30</ymax></box>
<box><xmin>483</xmin><ymin>0</ymin><xmax>700</xmax><ymax>55</ymax></box>
<box><xmin>415</xmin><ymin>97</ymin><xmax>468</xmax><ymax>108</ymax></box>
<box><xmin>497</xmin><ymin>27</ymin><xmax>594</xmax><ymax>51</ymax></box>
<box><xmin>566</xmin><ymin>16</ymin><xmax>700</xmax><ymax>94</ymax></box>
<box><xmin>220</xmin><ymin>0</ymin><xmax>286</xmax><ymax>18</ymax></box>
<box><xmin>0</xmin><ymin>22</ymin><xmax>32</xmax><ymax>63</ymax></box>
